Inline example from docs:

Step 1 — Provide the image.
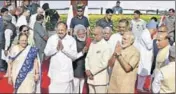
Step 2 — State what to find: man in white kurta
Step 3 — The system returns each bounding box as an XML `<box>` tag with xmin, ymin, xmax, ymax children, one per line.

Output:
<box><xmin>85</xmin><ymin>26</ymin><xmax>110</xmax><ymax>93</ymax></box>
<box><xmin>137</xmin><ymin>20</ymin><xmax>158</xmax><ymax>91</ymax></box>
<box><xmin>130</xmin><ymin>10</ymin><xmax>146</xmax><ymax>50</ymax></box>
<box><xmin>44</xmin><ymin>22</ymin><xmax>78</xmax><ymax>93</ymax></box>
<box><xmin>16</xmin><ymin>9</ymin><xmax>30</xmax><ymax>34</ymax></box>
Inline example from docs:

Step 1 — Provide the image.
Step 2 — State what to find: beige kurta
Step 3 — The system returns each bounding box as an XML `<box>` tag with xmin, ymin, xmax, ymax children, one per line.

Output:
<box><xmin>155</xmin><ymin>45</ymin><xmax>170</xmax><ymax>73</ymax></box>
<box><xmin>85</xmin><ymin>39</ymin><xmax>110</xmax><ymax>86</ymax></box>
<box><xmin>160</xmin><ymin>62</ymin><xmax>175</xmax><ymax>93</ymax></box>
<box><xmin>108</xmin><ymin>45</ymin><xmax>140</xmax><ymax>93</ymax></box>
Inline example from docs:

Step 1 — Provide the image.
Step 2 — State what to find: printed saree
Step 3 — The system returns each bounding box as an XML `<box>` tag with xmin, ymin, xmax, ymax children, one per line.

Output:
<box><xmin>10</xmin><ymin>45</ymin><xmax>38</xmax><ymax>93</ymax></box>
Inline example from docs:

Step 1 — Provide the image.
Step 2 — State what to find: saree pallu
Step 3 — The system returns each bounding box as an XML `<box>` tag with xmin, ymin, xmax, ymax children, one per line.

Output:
<box><xmin>11</xmin><ymin>46</ymin><xmax>38</xmax><ymax>93</ymax></box>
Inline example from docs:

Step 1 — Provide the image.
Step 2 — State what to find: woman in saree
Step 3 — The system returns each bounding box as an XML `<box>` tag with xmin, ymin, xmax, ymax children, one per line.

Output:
<box><xmin>12</xmin><ymin>25</ymin><xmax>35</xmax><ymax>46</ymax></box>
<box><xmin>7</xmin><ymin>33</ymin><xmax>39</xmax><ymax>93</ymax></box>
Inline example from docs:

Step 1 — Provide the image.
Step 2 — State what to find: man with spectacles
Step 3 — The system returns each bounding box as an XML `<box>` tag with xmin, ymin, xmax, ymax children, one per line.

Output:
<box><xmin>70</xmin><ymin>5</ymin><xmax>90</xmax><ymax>36</ymax></box>
<box><xmin>153</xmin><ymin>29</ymin><xmax>170</xmax><ymax>78</ymax></box>
<box><xmin>152</xmin><ymin>44</ymin><xmax>175</xmax><ymax>93</ymax></box>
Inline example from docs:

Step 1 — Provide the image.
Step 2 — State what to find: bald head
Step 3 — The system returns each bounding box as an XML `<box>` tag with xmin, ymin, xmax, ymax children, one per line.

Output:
<box><xmin>93</xmin><ymin>26</ymin><xmax>104</xmax><ymax>42</ymax></box>
<box><xmin>104</xmin><ymin>27</ymin><xmax>112</xmax><ymax>33</ymax></box>
<box><xmin>103</xmin><ymin>27</ymin><xmax>112</xmax><ymax>41</ymax></box>
<box><xmin>156</xmin><ymin>32</ymin><xmax>169</xmax><ymax>49</ymax></box>
<box><xmin>37</xmin><ymin>7</ymin><xmax>44</xmax><ymax>15</ymax></box>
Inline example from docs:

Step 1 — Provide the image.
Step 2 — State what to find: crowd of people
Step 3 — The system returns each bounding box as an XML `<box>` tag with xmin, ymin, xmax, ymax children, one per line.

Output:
<box><xmin>0</xmin><ymin>0</ymin><xmax>175</xmax><ymax>93</ymax></box>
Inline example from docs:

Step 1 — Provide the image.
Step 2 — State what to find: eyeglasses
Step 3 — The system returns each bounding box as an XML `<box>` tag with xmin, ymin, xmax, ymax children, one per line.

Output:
<box><xmin>23</xmin><ymin>29</ymin><xmax>29</xmax><ymax>32</ymax></box>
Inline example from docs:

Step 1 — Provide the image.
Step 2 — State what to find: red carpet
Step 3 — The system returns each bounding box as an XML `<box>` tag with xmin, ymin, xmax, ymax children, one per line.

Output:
<box><xmin>135</xmin><ymin>76</ymin><xmax>152</xmax><ymax>93</ymax></box>
<box><xmin>0</xmin><ymin>58</ymin><xmax>51</xmax><ymax>94</ymax></box>
<box><xmin>41</xmin><ymin>57</ymin><xmax>51</xmax><ymax>94</ymax></box>
<box><xmin>0</xmin><ymin>56</ymin><xmax>150</xmax><ymax>93</ymax></box>
<box><xmin>0</xmin><ymin>72</ymin><xmax>13</xmax><ymax>93</ymax></box>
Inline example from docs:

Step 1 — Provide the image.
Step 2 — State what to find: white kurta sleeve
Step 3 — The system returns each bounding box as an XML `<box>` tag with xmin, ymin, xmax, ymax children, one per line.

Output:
<box><xmin>142</xmin><ymin>30</ymin><xmax>153</xmax><ymax>50</ymax></box>
<box><xmin>152</xmin><ymin>71</ymin><xmax>164</xmax><ymax>93</ymax></box>
<box><xmin>61</xmin><ymin>38</ymin><xmax>78</xmax><ymax>61</ymax></box>
<box><xmin>5</xmin><ymin>29</ymin><xmax>13</xmax><ymax>50</ymax></box>
<box><xmin>91</xmin><ymin>48</ymin><xmax>110</xmax><ymax>76</ymax></box>
<box><xmin>16</xmin><ymin>16</ymin><xmax>27</xmax><ymax>28</ymax></box>
<box><xmin>44</xmin><ymin>37</ymin><xmax>58</xmax><ymax>57</ymax></box>
<box><xmin>76</xmin><ymin>52</ymin><xmax>84</xmax><ymax>59</ymax></box>
<box><xmin>11</xmin><ymin>16</ymin><xmax>17</xmax><ymax>25</ymax></box>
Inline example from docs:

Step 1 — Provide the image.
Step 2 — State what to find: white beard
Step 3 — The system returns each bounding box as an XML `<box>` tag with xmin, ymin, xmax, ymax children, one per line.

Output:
<box><xmin>77</xmin><ymin>36</ymin><xmax>86</xmax><ymax>42</ymax></box>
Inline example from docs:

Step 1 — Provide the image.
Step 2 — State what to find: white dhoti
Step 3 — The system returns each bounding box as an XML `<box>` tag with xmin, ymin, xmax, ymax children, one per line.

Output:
<box><xmin>49</xmin><ymin>80</ymin><xmax>73</xmax><ymax>93</ymax></box>
<box><xmin>73</xmin><ymin>77</ymin><xmax>85</xmax><ymax>93</ymax></box>
<box><xmin>88</xmin><ymin>84</ymin><xmax>108</xmax><ymax>93</ymax></box>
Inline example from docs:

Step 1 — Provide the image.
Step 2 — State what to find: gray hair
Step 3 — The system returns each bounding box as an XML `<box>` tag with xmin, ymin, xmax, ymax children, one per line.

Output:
<box><xmin>3</xmin><ymin>15</ymin><xmax>12</xmax><ymax>22</ymax></box>
<box><xmin>103</xmin><ymin>26</ymin><xmax>112</xmax><ymax>33</ymax></box>
<box><xmin>124</xmin><ymin>31</ymin><xmax>135</xmax><ymax>44</ymax></box>
<box><xmin>73</xmin><ymin>24</ymin><xmax>86</xmax><ymax>36</ymax></box>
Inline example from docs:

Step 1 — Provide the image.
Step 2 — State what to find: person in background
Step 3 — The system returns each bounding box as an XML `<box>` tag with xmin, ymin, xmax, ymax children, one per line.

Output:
<box><xmin>29</xmin><ymin>7</ymin><xmax>44</xmax><ymax>29</ymax></box>
<box><xmin>16</xmin><ymin>8</ymin><xmax>30</xmax><ymax>29</ymax></box>
<box><xmin>15</xmin><ymin>6</ymin><xmax>23</xmax><ymax>18</ymax></box>
<box><xmin>42</xmin><ymin>3</ymin><xmax>60</xmax><ymax>37</ymax></box>
<box><xmin>150</xmin><ymin>17</ymin><xmax>159</xmax><ymax>75</ymax></box>
<box><xmin>22</xmin><ymin>0</ymin><xmax>30</xmax><ymax>10</ymax></box>
<box><xmin>163</xmin><ymin>8</ymin><xmax>175</xmax><ymax>45</ymax></box>
<box><xmin>0</xmin><ymin>7</ymin><xmax>9</xmax><ymax>72</ymax></box>
<box><xmin>130</xmin><ymin>10</ymin><xmax>146</xmax><ymax>50</ymax></box>
<box><xmin>108</xmin><ymin>19</ymin><xmax>129</xmax><ymax>70</ymax></box>
<box><xmin>70</xmin><ymin>5</ymin><xmax>90</xmax><ymax>36</ymax></box>
<box><xmin>102</xmin><ymin>26</ymin><xmax>113</xmax><ymax>78</ymax></box>
<box><xmin>44</xmin><ymin>22</ymin><xmax>77</xmax><ymax>93</ymax></box>
<box><xmin>112</xmin><ymin>0</ymin><xmax>123</xmax><ymax>14</ymax></box>
<box><xmin>29</xmin><ymin>1</ymin><xmax>40</xmax><ymax>15</ymax></box>
<box><xmin>4</xmin><ymin>1</ymin><xmax>11</xmax><ymax>8</ymax></box>
<box><xmin>96</xmin><ymin>9</ymin><xmax>114</xmax><ymax>30</ymax></box>
<box><xmin>34</xmin><ymin>14</ymin><xmax>48</xmax><ymax>62</ymax></box>
<box><xmin>152</xmin><ymin>44</ymin><xmax>175</xmax><ymax>93</ymax></box>
<box><xmin>0</xmin><ymin>7</ymin><xmax>9</xmax><ymax>16</ymax></box>
<box><xmin>72</xmin><ymin>24</ymin><xmax>91</xmax><ymax>93</ymax></box>
<box><xmin>8</xmin><ymin>5</ymin><xmax>17</xmax><ymax>25</ymax></box>
<box><xmin>136</xmin><ymin>20</ymin><xmax>158</xmax><ymax>92</ymax></box>
<box><xmin>103</xmin><ymin>27</ymin><xmax>113</xmax><ymax>41</ymax></box>
<box><xmin>85</xmin><ymin>26</ymin><xmax>110</xmax><ymax>93</ymax></box>
<box><xmin>3</xmin><ymin>14</ymin><xmax>17</xmax><ymax>59</ymax></box>
<box><xmin>153</xmin><ymin>30</ymin><xmax>170</xmax><ymax>77</ymax></box>
<box><xmin>22</xmin><ymin>0</ymin><xmax>32</xmax><ymax>23</ymax></box>
<box><xmin>108</xmin><ymin>31</ymin><xmax>140</xmax><ymax>93</ymax></box>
